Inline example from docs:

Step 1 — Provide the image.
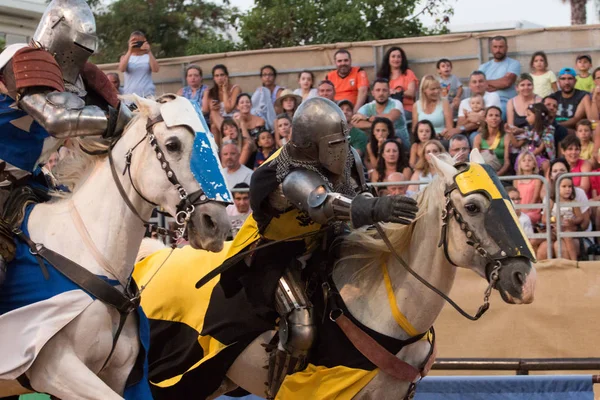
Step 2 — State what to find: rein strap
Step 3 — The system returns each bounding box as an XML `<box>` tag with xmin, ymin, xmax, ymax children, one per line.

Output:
<box><xmin>381</xmin><ymin>261</ymin><xmax>420</xmax><ymax>337</ymax></box>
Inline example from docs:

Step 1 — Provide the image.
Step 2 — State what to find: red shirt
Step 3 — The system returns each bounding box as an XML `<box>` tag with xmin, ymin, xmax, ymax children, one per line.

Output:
<box><xmin>326</xmin><ymin>66</ymin><xmax>369</xmax><ymax>105</ymax></box>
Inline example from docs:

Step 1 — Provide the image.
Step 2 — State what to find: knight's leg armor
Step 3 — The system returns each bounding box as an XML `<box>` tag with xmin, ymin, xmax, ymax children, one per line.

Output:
<box><xmin>266</xmin><ymin>267</ymin><xmax>316</xmax><ymax>399</ymax></box>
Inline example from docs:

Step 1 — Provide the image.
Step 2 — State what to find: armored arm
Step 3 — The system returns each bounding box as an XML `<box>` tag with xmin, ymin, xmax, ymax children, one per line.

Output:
<box><xmin>19</xmin><ymin>91</ymin><xmax>131</xmax><ymax>139</ymax></box>
<box><xmin>282</xmin><ymin>169</ymin><xmax>419</xmax><ymax>228</ymax></box>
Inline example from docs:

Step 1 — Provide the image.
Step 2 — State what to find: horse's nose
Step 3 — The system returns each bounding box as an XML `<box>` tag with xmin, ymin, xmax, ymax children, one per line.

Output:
<box><xmin>512</xmin><ymin>270</ymin><xmax>525</xmax><ymax>287</ymax></box>
<box><xmin>201</xmin><ymin>212</ymin><xmax>217</xmax><ymax>233</ymax></box>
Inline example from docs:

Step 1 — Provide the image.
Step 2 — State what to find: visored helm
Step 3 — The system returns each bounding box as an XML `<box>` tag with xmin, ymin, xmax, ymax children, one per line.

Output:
<box><xmin>291</xmin><ymin>97</ymin><xmax>349</xmax><ymax>175</ymax></box>
<box><xmin>33</xmin><ymin>0</ymin><xmax>98</xmax><ymax>85</ymax></box>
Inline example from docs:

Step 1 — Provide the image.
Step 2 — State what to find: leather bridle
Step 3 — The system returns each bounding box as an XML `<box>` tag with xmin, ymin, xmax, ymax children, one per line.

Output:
<box><xmin>107</xmin><ymin>115</ymin><xmax>222</xmax><ymax>241</ymax></box>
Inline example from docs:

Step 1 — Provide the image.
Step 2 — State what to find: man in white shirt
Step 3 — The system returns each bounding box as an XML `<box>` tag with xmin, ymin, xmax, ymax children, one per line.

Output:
<box><xmin>220</xmin><ymin>143</ymin><xmax>253</xmax><ymax>190</ymax></box>
<box><xmin>226</xmin><ymin>182</ymin><xmax>252</xmax><ymax>237</ymax></box>
<box><xmin>446</xmin><ymin>71</ymin><xmax>502</xmax><ymax>142</ymax></box>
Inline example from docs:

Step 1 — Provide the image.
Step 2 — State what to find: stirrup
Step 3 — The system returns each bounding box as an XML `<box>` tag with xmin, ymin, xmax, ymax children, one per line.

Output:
<box><xmin>265</xmin><ymin>345</ymin><xmax>307</xmax><ymax>400</ymax></box>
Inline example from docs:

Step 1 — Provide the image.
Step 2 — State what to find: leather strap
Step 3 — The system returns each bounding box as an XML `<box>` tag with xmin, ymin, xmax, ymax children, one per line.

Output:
<box><xmin>334</xmin><ymin>313</ymin><xmax>423</xmax><ymax>382</ymax></box>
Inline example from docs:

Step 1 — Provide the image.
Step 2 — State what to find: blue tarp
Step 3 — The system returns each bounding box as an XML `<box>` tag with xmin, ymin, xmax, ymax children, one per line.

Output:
<box><xmin>217</xmin><ymin>375</ymin><xmax>594</xmax><ymax>400</ymax></box>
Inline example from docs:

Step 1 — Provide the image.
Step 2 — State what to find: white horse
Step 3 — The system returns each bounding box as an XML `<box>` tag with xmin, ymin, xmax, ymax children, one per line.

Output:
<box><xmin>0</xmin><ymin>95</ymin><xmax>231</xmax><ymax>400</ymax></box>
<box><xmin>135</xmin><ymin>151</ymin><xmax>537</xmax><ymax>400</ymax></box>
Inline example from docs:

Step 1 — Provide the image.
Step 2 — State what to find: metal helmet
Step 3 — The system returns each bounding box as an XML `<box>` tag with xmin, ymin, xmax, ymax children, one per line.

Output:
<box><xmin>32</xmin><ymin>0</ymin><xmax>98</xmax><ymax>85</ymax></box>
<box><xmin>291</xmin><ymin>97</ymin><xmax>349</xmax><ymax>175</ymax></box>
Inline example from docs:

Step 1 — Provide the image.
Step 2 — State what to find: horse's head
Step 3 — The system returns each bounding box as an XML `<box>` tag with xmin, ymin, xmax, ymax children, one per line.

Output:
<box><xmin>430</xmin><ymin>149</ymin><xmax>536</xmax><ymax>304</ymax></box>
<box><xmin>125</xmin><ymin>94</ymin><xmax>231</xmax><ymax>252</ymax></box>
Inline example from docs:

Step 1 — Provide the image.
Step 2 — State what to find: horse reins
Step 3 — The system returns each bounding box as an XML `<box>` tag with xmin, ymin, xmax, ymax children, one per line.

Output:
<box><xmin>375</xmin><ymin>182</ymin><xmax>503</xmax><ymax>322</ymax></box>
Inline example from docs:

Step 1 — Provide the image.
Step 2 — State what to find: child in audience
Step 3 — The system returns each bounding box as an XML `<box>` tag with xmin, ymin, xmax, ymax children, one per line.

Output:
<box><xmin>253</xmin><ymin>128</ymin><xmax>276</xmax><ymax>169</ymax></box>
<box><xmin>513</xmin><ymin>103</ymin><xmax>554</xmax><ymax>173</ymax></box>
<box><xmin>540</xmin><ymin>175</ymin><xmax>583</xmax><ymax>260</ymax></box>
<box><xmin>529</xmin><ymin>51</ymin><xmax>558</xmax><ymax>97</ymax></box>
<box><xmin>514</xmin><ymin>151</ymin><xmax>542</xmax><ymax>225</ymax></box>
<box><xmin>575</xmin><ymin>54</ymin><xmax>594</xmax><ymax>92</ymax></box>
<box><xmin>575</xmin><ymin>119</ymin><xmax>594</xmax><ymax>160</ymax></box>
<box><xmin>436</xmin><ymin>58</ymin><xmax>463</xmax><ymax>112</ymax></box>
<box><xmin>466</xmin><ymin>94</ymin><xmax>485</xmax><ymax>120</ymax></box>
<box><xmin>409</xmin><ymin>120</ymin><xmax>436</xmax><ymax>169</ymax></box>
<box><xmin>274</xmin><ymin>113</ymin><xmax>292</xmax><ymax>147</ymax></box>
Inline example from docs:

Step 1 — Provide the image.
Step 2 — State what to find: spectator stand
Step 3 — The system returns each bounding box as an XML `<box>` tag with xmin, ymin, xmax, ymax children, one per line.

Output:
<box><xmin>554</xmin><ymin>171</ymin><xmax>600</xmax><ymax>259</ymax></box>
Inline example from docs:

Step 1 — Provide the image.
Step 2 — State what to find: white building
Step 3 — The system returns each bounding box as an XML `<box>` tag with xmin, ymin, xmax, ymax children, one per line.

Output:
<box><xmin>0</xmin><ymin>0</ymin><xmax>45</xmax><ymax>45</ymax></box>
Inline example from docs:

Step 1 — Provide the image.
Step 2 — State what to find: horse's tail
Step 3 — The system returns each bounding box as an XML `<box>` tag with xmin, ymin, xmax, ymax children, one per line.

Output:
<box><xmin>137</xmin><ymin>238</ymin><xmax>167</xmax><ymax>263</ymax></box>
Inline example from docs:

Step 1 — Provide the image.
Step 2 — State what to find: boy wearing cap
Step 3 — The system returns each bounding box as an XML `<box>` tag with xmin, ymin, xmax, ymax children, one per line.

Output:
<box><xmin>575</xmin><ymin>55</ymin><xmax>594</xmax><ymax>93</ymax></box>
<box><xmin>551</xmin><ymin>67</ymin><xmax>591</xmax><ymax>129</ymax></box>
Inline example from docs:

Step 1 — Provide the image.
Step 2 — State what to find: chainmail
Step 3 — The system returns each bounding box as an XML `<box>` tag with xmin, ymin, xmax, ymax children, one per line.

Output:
<box><xmin>275</xmin><ymin>145</ymin><xmax>357</xmax><ymax>197</ymax></box>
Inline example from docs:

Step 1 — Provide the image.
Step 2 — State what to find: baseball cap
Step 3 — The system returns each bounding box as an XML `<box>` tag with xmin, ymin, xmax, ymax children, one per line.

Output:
<box><xmin>558</xmin><ymin>67</ymin><xmax>577</xmax><ymax>77</ymax></box>
<box><xmin>337</xmin><ymin>99</ymin><xmax>354</xmax><ymax>109</ymax></box>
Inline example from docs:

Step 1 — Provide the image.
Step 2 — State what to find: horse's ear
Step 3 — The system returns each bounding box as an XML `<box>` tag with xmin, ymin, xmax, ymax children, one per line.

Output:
<box><xmin>430</xmin><ymin>154</ymin><xmax>458</xmax><ymax>184</ymax></box>
<box><xmin>133</xmin><ymin>95</ymin><xmax>160</xmax><ymax>119</ymax></box>
<box><xmin>469</xmin><ymin>148</ymin><xmax>486</xmax><ymax>164</ymax></box>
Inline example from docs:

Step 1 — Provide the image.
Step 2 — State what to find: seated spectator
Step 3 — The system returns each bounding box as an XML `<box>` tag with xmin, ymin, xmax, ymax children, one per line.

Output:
<box><xmin>274</xmin><ymin>89</ymin><xmax>302</xmax><ymax>118</ymax></box>
<box><xmin>366</xmin><ymin>117</ymin><xmax>395</xmax><ymax>171</ymax></box>
<box><xmin>177</xmin><ymin>65</ymin><xmax>208</xmax><ymax>107</ymax></box>
<box><xmin>119</xmin><ymin>31</ymin><xmax>159</xmax><ymax>98</ymax></box>
<box><xmin>338</xmin><ymin>100</ymin><xmax>368</xmax><ymax>158</ymax></box>
<box><xmin>106</xmin><ymin>72</ymin><xmax>122</xmax><ymax>94</ymax></box>
<box><xmin>371</xmin><ymin>140</ymin><xmax>411</xmax><ymax>194</ymax></box>
<box><xmin>326</xmin><ymin>49</ymin><xmax>369</xmax><ymax>112</ymax></box>
<box><xmin>260</xmin><ymin>65</ymin><xmax>285</xmax><ymax>102</ymax></box>
<box><xmin>202</xmin><ymin>64</ymin><xmax>241</xmax><ymax>140</ymax></box>
<box><xmin>376</xmin><ymin>46</ymin><xmax>419</xmax><ymax>121</ymax></box>
<box><xmin>530</xmin><ymin>51</ymin><xmax>558</xmax><ymax>98</ymax></box>
<box><xmin>353</xmin><ymin>78</ymin><xmax>410</xmax><ymax>150</ymax></box>
<box><xmin>506</xmin><ymin>73</ymin><xmax>541</xmax><ymax>129</ymax></box>
<box><xmin>409</xmin><ymin>120</ymin><xmax>436</xmax><ymax>169</ymax></box>
<box><xmin>232</xmin><ymin>93</ymin><xmax>266</xmax><ymax>140</ymax></box>
<box><xmin>538</xmin><ymin>174</ymin><xmax>583</xmax><ymax>261</ymax></box>
<box><xmin>575</xmin><ymin>119</ymin><xmax>594</xmax><ymax>160</ymax></box>
<box><xmin>250</xmin><ymin>65</ymin><xmax>282</xmax><ymax>130</ymax></box>
<box><xmin>590</xmin><ymin>67</ymin><xmax>600</xmax><ymax>120</ymax></box>
<box><xmin>506</xmin><ymin>186</ymin><xmax>535</xmax><ymax>237</ymax></box>
<box><xmin>514</xmin><ymin>151</ymin><xmax>542</xmax><ymax>225</ymax></box>
<box><xmin>413</xmin><ymin>75</ymin><xmax>453</xmax><ymax>139</ymax></box>
<box><xmin>221</xmin><ymin>118</ymin><xmax>255</xmax><ymax>167</ymax></box>
<box><xmin>227</xmin><ymin>183</ymin><xmax>252</xmax><ymax>238</ymax></box>
<box><xmin>507</xmin><ymin>103</ymin><xmax>555</xmax><ymax>173</ymax></box>
<box><xmin>448</xmin><ymin>134</ymin><xmax>471</xmax><ymax>163</ymax></box>
<box><xmin>293</xmin><ymin>71</ymin><xmax>318</xmax><ymax>101</ymax></box>
<box><xmin>436</xmin><ymin>58</ymin><xmax>463</xmax><ymax>113</ymax></box>
<box><xmin>453</xmin><ymin>71</ymin><xmax>501</xmax><ymax>140</ymax></box>
<box><xmin>473</xmin><ymin>106</ymin><xmax>511</xmax><ymax>175</ymax></box>
<box><xmin>543</xmin><ymin>96</ymin><xmax>569</xmax><ymax>151</ymax></box>
<box><xmin>479</xmin><ymin>36</ymin><xmax>520</xmax><ymax>115</ymax></box>
<box><xmin>385</xmin><ymin>172</ymin><xmax>409</xmax><ymax>196</ymax></box>
<box><xmin>561</xmin><ymin>135</ymin><xmax>592</xmax><ymax>197</ymax></box>
<box><xmin>551</xmin><ymin>67</ymin><xmax>591</xmax><ymax>130</ymax></box>
<box><xmin>407</xmin><ymin>139</ymin><xmax>446</xmax><ymax>195</ymax></box>
<box><xmin>317</xmin><ymin>79</ymin><xmax>336</xmax><ymax>101</ymax></box>
<box><xmin>274</xmin><ymin>113</ymin><xmax>292</xmax><ymax>148</ymax></box>
<box><xmin>466</xmin><ymin>94</ymin><xmax>485</xmax><ymax>121</ymax></box>
<box><xmin>575</xmin><ymin>54</ymin><xmax>594</xmax><ymax>93</ymax></box>
<box><xmin>220</xmin><ymin>142</ymin><xmax>253</xmax><ymax>189</ymax></box>
<box><xmin>253</xmin><ymin>128</ymin><xmax>277</xmax><ymax>169</ymax></box>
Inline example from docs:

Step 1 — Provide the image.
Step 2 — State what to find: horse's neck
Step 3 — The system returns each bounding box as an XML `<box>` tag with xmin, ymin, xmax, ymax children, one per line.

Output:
<box><xmin>333</xmin><ymin>187</ymin><xmax>456</xmax><ymax>339</ymax></box>
<box><xmin>29</xmin><ymin>138</ymin><xmax>153</xmax><ymax>286</ymax></box>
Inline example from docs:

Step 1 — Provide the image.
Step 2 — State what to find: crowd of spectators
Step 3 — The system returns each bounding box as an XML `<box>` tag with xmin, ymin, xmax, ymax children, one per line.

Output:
<box><xmin>113</xmin><ymin>33</ymin><xmax>600</xmax><ymax>259</ymax></box>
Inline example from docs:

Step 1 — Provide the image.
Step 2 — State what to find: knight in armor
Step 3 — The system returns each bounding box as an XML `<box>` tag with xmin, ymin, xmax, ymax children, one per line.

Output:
<box><xmin>0</xmin><ymin>0</ymin><xmax>132</xmax><ymax>281</ymax></box>
<box><xmin>220</xmin><ymin>97</ymin><xmax>418</xmax><ymax>399</ymax></box>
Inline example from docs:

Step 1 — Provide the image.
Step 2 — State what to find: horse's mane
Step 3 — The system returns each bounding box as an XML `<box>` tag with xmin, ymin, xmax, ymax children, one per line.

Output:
<box><xmin>338</xmin><ymin>155</ymin><xmax>454</xmax><ymax>280</ymax></box>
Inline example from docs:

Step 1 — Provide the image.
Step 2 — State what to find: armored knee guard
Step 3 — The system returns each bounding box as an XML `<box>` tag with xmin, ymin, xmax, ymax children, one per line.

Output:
<box><xmin>266</xmin><ymin>268</ymin><xmax>316</xmax><ymax>399</ymax></box>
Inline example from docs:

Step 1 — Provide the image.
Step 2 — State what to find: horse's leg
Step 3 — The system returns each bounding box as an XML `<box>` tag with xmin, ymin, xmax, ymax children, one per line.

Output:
<box><xmin>27</xmin><ymin>302</ymin><xmax>129</xmax><ymax>400</ymax></box>
<box><xmin>226</xmin><ymin>330</ymin><xmax>275</xmax><ymax>397</ymax></box>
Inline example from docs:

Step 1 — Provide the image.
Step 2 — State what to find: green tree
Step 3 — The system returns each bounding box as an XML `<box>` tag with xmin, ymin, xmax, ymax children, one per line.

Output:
<box><xmin>238</xmin><ymin>0</ymin><xmax>454</xmax><ymax>50</ymax></box>
<box><xmin>561</xmin><ymin>0</ymin><xmax>588</xmax><ymax>24</ymax></box>
<box><xmin>92</xmin><ymin>0</ymin><xmax>238</xmax><ymax>63</ymax></box>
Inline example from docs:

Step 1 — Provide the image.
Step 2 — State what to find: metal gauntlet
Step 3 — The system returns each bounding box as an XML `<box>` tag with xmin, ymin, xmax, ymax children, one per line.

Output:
<box><xmin>282</xmin><ymin>170</ymin><xmax>353</xmax><ymax>225</ymax></box>
<box><xmin>19</xmin><ymin>91</ymin><xmax>129</xmax><ymax>138</ymax></box>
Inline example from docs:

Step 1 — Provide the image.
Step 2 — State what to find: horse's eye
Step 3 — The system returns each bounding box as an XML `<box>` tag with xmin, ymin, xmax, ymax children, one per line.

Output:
<box><xmin>465</xmin><ymin>203</ymin><xmax>480</xmax><ymax>214</ymax></box>
<box><xmin>165</xmin><ymin>140</ymin><xmax>181</xmax><ymax>153</ymax></box>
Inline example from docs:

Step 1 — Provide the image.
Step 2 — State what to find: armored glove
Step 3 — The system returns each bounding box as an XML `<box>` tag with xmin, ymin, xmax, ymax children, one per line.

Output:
<box><xmin>351</xmin><ymin>194</ymin><xmax>418</xmax><ymax>228</ymax></box>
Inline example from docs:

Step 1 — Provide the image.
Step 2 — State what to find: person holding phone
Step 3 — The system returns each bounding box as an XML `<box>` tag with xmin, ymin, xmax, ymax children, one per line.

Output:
<box><xmin>118</xmin><ymin>30</ymin><xmax>160</xmax><ymax>98</ymax></box>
